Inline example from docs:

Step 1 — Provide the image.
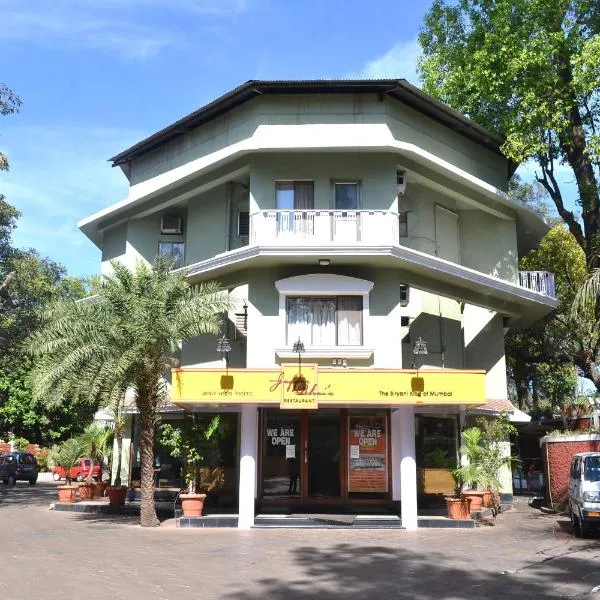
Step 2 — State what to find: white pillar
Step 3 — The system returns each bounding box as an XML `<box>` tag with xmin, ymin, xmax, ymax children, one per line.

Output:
<box><xmin>391</xmin><ymin>409</ymin><xmax>402</xmax><ymax>502</ymax></box>
<box><xmin>238</xmin><ymin>405</ymin><xmax>258</xmax><ymax>529</ymax></box>
<box><xmin>398</xmin><ymin>405</ymin><xmax>418</xmax><ymax>530</ymax></box>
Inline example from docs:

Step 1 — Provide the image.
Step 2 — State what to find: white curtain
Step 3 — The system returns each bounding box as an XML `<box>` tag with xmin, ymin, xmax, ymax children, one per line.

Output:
<box><xmin>287</xmin><ymin>298</ymin><xmax>311</xmax><ymax>344</ymax></box>
<box><xmin>311</xmin><ymin>298</ymin><xmax>336</xmax><ymax>346</ymax></box>
<box><xmin>337</xmin><ymin>296</ymin><xmax>362</xmax><ymax>345</ymax></box>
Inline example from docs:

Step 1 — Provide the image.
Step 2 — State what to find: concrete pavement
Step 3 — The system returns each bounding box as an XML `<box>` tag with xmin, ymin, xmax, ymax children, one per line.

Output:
<box><xmin>1</xmin><ymin>481</ymin><xmax>599</xmax><ymax>599</ymax></box>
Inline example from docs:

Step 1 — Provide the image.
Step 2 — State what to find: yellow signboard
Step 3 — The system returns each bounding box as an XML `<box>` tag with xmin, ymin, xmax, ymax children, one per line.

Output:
<box><xmin>280</xmin><ymin>364</ymin><xmax>319</xmax><ymax>409</ymax></box>
<box><xmin>172</xmin><ymin>365</ymin><xmax>486</xmax><ymax>407</ymax></box>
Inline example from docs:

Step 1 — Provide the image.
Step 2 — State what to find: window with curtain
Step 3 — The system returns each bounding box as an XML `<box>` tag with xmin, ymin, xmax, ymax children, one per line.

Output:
<box><xmin>276</xmin><ymin>181</ymin><xmax>314</xmax><ymax>235</ymax></box>
<box><xmin>286</xmin><ymin>296</ymin><xmax>363</xmax><ymax>346</ymax></box>
<box><xmin>276</xmin><ymin>181</ymin><xmax>314</xmax><ymax>209</ymax></box>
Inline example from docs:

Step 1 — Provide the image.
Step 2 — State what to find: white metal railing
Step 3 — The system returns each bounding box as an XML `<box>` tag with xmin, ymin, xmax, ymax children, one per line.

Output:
<box><xmin>519</xmin><ymin>271</ymin><xmax>556</xmax><ymax>298</ymax></box>
<box><xmin>250</xmin><ymin>210</ymin><xmax>399</xmax><ymax>245</ymax></box>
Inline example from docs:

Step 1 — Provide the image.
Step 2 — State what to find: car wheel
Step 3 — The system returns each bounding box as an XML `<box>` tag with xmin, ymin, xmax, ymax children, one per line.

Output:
<box><xmin>52</xmin><ymin>472</ymin><xmax>61</xmax><ymax>481</ymax></box>
<box><xmin>571</xmin><ymin>510</ymin><xmax>580</xmax><ymax>537</ymax></box>
<box><xmin>29</xmin><ymin>478</ymin><xmax>37</xmax><ymax>485</ymax></box>
<box><xmin>7</xmin><ymin>474</ymin><xmax>16</xmax><ymax>485</ymax></box>
<box><xmin>572</xmin><ymin>511</ymin><xmax>588</xmax><ymax>538</ymax></box>
<box><xmin>76</xmin><ymin>473</ymin><xmax>84</xmax><ymax>482</ymax></box>
<box><xmin>579</xmin><ymin>517</ymin><xmax>590</xmax><ymax>538</ymax></box>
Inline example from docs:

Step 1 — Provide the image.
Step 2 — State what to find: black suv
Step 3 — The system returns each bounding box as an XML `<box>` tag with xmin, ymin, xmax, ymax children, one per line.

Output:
<box><xmin>0</xmin><ymin>452</ymin><xmax>38</xmax><ymax>485</ymax></box>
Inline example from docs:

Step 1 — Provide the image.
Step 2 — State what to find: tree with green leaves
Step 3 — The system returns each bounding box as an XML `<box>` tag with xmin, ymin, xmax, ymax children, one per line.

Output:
<box><xmin>420</xmin><ymin>1</ymin><xmax>600</xmax><ymax>390</ymax></box>
<box><xmin>29</xmin><ymin>258</ymin><xmax>230</xmax><ymax>527</ymax></box>
<box><xmin>419</xmin><ymin>0</ymin><xmax>600</xmax><ymax>267</ymax></box>
<box><xmin>506</xmin><ymin>225</ymin><xmax>594</xmax><ymax>406</ymax></box>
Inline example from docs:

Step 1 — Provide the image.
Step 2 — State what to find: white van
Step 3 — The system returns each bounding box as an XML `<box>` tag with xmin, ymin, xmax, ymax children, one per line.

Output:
<box><xmin>568</xmin><ymin>452</ymin><xmax>600</xmax><ymax>537</ymax></box>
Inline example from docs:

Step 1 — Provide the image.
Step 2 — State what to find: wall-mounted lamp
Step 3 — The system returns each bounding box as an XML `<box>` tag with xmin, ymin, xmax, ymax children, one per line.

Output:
<box><xmin>318</xmin><ymin>258</ymin><xmax>331</xmax><ymax>266</ymax></box>
<box><xmin>216</xmin><ymin>336</ymin><xmax>232</xmax><ymax>369</ymax></box>
<box><xmin>292</xmin><ymin>337</ymin><xmax>307</xmax><ymax>391</ymax></box>
<box><xmin>411</xmin><ymin>336</ymin><xmax>428</xmax><ymax>369</ymax></box>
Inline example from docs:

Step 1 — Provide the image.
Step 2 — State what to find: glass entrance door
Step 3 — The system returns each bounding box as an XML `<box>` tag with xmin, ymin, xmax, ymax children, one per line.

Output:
<box><xmin>307</xmin><ymin>411</ymin><xmax>341</xmax><ymax>499</ymax></box>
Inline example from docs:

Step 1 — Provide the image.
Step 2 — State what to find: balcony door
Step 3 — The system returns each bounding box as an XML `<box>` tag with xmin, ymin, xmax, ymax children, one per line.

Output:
<box><xmin>276</xmin><ymin>181</ymin><xmax>314</xmax><ymax>237</ymax></box>
<box><xmin>434</xmin><ymin>205</ymin><xmax>460</xmax><ymax>263</ymax></box>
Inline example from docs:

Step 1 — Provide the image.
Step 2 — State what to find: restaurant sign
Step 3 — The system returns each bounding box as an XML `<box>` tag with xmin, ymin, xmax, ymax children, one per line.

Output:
<box><xmin>172</xmin><ymin>365</ymin><xmax>486</xmax><ymax>407</ymax></box>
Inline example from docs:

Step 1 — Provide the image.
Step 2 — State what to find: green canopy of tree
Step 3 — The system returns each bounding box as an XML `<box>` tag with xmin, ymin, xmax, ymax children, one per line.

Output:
<box><xmin>506</xmin><ymin>225</ymin><xmax>594</xmax><ymax>410</ymax></box>
<box><xmin>419</xmin><ymin>0</ymin><xmax>600</xmax><ymax>266</ymax></box>
<box><xmin>29</xmin><ymin>258</ymin><xmax>231</xmax><ymax>527</ymax></box>
<box><xmin>0</xmin><ymin>85</ymin><xmax>94</xmax><ymax>444</ymax></box>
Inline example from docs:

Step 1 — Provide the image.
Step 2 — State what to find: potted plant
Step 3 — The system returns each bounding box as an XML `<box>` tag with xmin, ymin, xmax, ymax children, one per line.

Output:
<box><xmin>105</xmin><ymin>397</ymin><xmax>128</xmax><ymax>507</ymax></box>
<box><xmin>159</xmin><ymin>414</ymin><xmax>223</xmax><ymax>517</ymax></box>
<box><xmin>51</xmin><ymin>438</ymin><xmax>87</xmax><ymax>503</ymax></box>
<box><xmin>445</xmin><ymin>471</ymin><xmax>472</xmax><ymax>520</ymax></box>
<box><xmin>453</xmin><ymin>427</ymin><xmax>487</xmax><ymax>512</ymax></box>
<box><xmin>454</xmin><ymin>414</ymin><xmax>519</xmax><ymax>512</ymax></box>
<box><xmin>80</xmin><ymin>422</ymin><xmax>113</xmax><ymax>498</ymax></box>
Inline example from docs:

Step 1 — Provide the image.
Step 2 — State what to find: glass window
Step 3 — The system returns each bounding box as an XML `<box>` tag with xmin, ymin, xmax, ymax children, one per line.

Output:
<box><xmin>348</xmin><ymin>413</ymin><xmax>388</xmax><ymax>498</ymax></box>
<box><xmin>262</xmin><ymin>411</ymin><xmax>301</xmax><ymax>497</ymax></box>
<box><xmin>276</xmin><ymin>182</ymin><xmax>314</xmax><ymax>210</ymax></box>
<box><xmin>237</xmin><ymin>211</ymin><xmax>250</xmax><ymax>237</ymax></box>
<box><xmin>286</xmin><ymin>296</ymin><xmax>363</xmax><ymax>346</ymax></box>
<box><xmin>334</xmin><ymin>182</ymin><xmax>359</xmax><ymax>210</ymax></box>
<box><xmin>584</xmin><ymin>456</ymin><xmax>600</xmax><ymax>482</ymax></box>
<box><xmin>337</xmin><ymin>296</ymin><xmax>362</xmax><ymax>345</ymax></box>
<box><xmin>158</xmin><ymin>242</ymin><xmax>185</xmax><ymax>269</ymax></box>
<box><xmin>416</xmin><ymin>416</ymin><xmax>458</xmax><ymax>469</ymax></box>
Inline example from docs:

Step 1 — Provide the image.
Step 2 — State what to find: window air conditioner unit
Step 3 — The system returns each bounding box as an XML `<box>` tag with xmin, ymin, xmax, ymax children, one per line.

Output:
<box><xmin>160</xmin><ymin>216</ymin><xmax>183</xmax><ymax>235</ymax></box>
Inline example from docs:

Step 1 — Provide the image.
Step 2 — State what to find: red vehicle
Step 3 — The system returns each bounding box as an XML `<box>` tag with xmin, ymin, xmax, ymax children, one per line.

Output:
<box><xmin>52</xmin><ymin>458</ymin><xmax>101</xmax><ymax>482</ymax></box>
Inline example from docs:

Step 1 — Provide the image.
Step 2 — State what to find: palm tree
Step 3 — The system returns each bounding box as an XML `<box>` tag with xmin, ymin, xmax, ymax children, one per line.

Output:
<box><xmin>29</xmin><ymin>258</ymin><xmax>230</xmax><ymax>526</ymax></box>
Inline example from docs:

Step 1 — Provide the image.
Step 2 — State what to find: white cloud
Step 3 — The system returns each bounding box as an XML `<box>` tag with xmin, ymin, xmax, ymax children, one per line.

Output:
<box><xmin>0</xmin><ymin>0</ymin><xmax>249</xmax><ymax>59</ymax></box>
<box><xmin>350</xmin><ymin>38</ymin><xmax>422</xmax><ymax>85</ymax></box>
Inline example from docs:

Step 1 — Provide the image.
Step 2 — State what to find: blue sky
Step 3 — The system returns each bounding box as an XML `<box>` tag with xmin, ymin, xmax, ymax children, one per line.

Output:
<box><xmin>0</xmin><ymin>0</ymin><xmax>578</xmax><ymax>276</ymax></box>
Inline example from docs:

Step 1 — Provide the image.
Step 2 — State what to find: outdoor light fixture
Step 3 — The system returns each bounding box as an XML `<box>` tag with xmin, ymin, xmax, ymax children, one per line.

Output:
<box><xmin>292</xmin><ymin>337</ymin><xmax>307</xmax><ymax>392</ymax></box>
<box><xmin>411</xmin><ymin>336</ymin><xmax>428</xmax><ymax>369</ymax></box>
<box><xmin>318</xmin><ymin>258</ymin><xmax>331</xmax><ymax>266</ymax></box>
<box><xmin>412</xmin><ymin>337</ymin><xmax>428</xmax><ymax>355</ymax></box>
<box><xmin>216</xmin><ymin>336</ymin><xmax>232</xmax><ymax>368</ymax></box>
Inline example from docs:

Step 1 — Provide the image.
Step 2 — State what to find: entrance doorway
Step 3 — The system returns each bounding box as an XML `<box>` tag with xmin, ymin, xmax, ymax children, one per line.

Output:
<box><xmin>259</xmin><ymin>408</ymin><xmax>391</xmax><ymax>508</ymax></box>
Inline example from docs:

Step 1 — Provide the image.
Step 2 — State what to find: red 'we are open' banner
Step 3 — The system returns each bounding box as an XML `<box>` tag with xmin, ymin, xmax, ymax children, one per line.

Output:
<box><xmin>348</xmin><ymin>415</ymin><xmax>388</xmax><ymax>493</ymax></box>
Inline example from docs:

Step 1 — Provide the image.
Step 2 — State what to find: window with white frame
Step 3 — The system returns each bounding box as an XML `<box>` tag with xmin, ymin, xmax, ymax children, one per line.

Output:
<box><xmin>333</xmin><ymin>181</ymin><xmax>360</xmax><ymax>210</ymax></box>
<box><xmin>286</xmin><ymin>296</ymin><xmax>362</xmax><ymax>346</ymax></box>
<box><xmin>158</xmin><ymin>242</ymin><xmax>185</xmax><ymax>269</ymax></box>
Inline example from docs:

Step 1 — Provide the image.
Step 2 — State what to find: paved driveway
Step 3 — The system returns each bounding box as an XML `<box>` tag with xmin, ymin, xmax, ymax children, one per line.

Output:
<box><xmin>1</xmin><ymin>482</ymin><xmax>599</xmax><ymax>600</ymax></box>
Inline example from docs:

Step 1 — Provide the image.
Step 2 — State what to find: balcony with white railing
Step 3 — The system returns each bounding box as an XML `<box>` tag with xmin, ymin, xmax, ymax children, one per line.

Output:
<box><xmin>519</xmin><ymin>271</ymin><xmax>556</xmax><ymax>299</ymax></box>
<box><xmin>250</xmin><ymin>210</ymin><xmax>399</xmax><ymax>246</ymax></box>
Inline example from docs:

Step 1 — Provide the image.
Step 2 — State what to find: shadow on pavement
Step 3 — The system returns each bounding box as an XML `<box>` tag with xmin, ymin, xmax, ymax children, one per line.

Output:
<box><xmin>0</xmin><ymin>481</ymin><xmax>57</xmax><ymax>508</ymax></box>
<box><xmin>222</xmin><ymin>537</ymin><xmax>600</xmax><ymax>600</ymax></box>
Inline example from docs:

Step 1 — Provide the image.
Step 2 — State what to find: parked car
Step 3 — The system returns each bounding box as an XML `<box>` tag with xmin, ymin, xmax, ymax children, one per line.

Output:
<box><xmin>569</xmin><ymin>452</ymin><xmax>600</xmax><ymax>537</ymax></box>
<box><xmin>52</xmin><ymin>458</ymin><xmax>101</xmax><ymax>482</ymax></box>
<box><xmin>0</xmin><ymin>452</ymin><xmax>38</xmax><ymax>485</ymax></box>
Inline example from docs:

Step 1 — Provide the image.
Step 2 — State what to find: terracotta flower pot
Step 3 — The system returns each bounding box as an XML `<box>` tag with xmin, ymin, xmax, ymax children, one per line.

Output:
<box><xmin>78</xmin><ymin>482</ymin><xmax>95</xmax><ymax>500</ymax></box>
<box><xmin>57</xmin><ymin>485</ymin><xmax>79</xmax><ymax>503</ymax></box>
<box><xmin>445</xmin><ymin>496</ymin><xmax>472</xmax><ymax>520</ymax></box>
<box><xmin>461</xmin><ymin>490</ymin><xmax>486</xmax><ymax>512</ymax></box>
<box><xmin>180</xmin><ymin>493</ymin><xmax>207</xmax><ymax>517</ymax></box>
<box><xmin>93</xmin><ymin>481</ymin><xmax>107</xmax><ymax>498</ymax></box>
<box><xmin>106</xmin><ymin>486</ymin><xmax>127</xmax><ymax>507</ymax></box>
<box><xmin>482</xmin><ymin>490</ymin><xmax>494</xmax><ymax>508</ymax></box>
